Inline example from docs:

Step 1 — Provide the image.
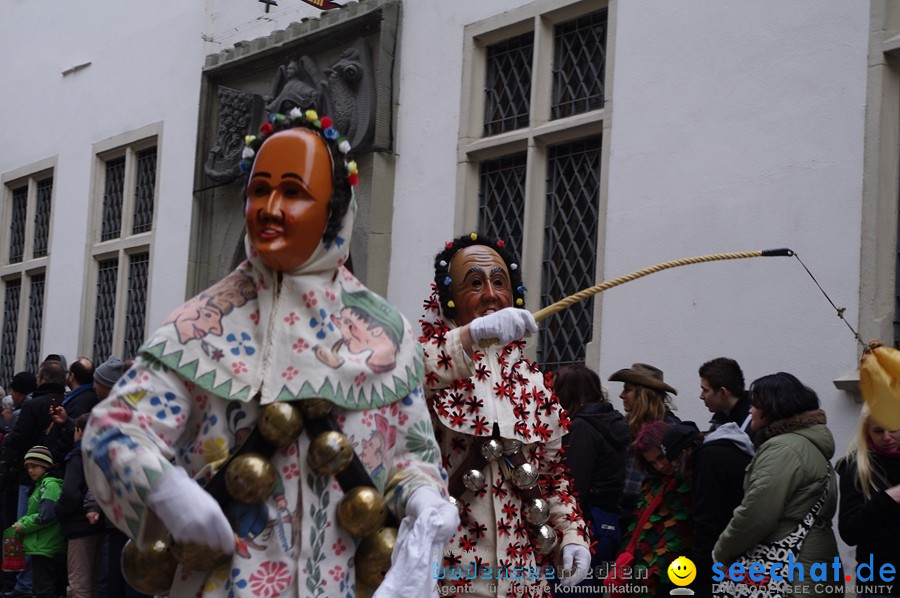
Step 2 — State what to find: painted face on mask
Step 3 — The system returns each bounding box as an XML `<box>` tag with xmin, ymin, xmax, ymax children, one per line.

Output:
<box><xmin>448</xmin><ymin>245</ymin><xmax>512</xmax><ymax>327</ymax></box>
<box><xmin>245</xmin><ymin>128</ymin><xmax>333</xmax><ymax>271</ymax></box>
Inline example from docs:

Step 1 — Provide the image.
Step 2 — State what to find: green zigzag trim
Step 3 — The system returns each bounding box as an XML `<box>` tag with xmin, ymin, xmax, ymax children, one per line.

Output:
<box><xmin>142</xmin><ymin>341</ymin><xmax>250</xmax><ymax>401</ymax></box>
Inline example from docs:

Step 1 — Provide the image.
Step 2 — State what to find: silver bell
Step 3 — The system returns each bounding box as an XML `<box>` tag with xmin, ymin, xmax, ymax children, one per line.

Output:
<box><xmin>462</xmin><ymin>469</ymin><xmax>487</xmax><ymax>492</ymax></box>
<box><xmin>523</xmin><ymin>497</ymin><xmax>550</xmax><ymax>525</ymax></box>
<box><xmin>480</xmin><ymin>439</ymin><xmax>504</xmax><ymax>462</ymax></box>
<box><xmin>511</xmin><ymin>462</ymin><xmax>539</xmax><ymax>489</ymax></box>
<box><xmin>501</xmin><ymin>438</ymin><xmax>523</xmax><ymax>456</ymax></box>
<box><xmin>533</xmin><ymin>523</ymin><xmax>557</xmax><ymax>555</ymax></box>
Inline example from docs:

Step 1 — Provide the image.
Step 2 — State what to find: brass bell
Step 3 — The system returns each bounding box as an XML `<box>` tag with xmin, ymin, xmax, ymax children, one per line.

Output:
<box><xmin>258</xmin><ymin>402</ymin><xmax>304</xmax><ymax>447</ymax></box>
<box><xmin>502</xmin><ymin>438</ymin><xmax>523</xmax><ymax>456</ymax></box>
<box><xmin>226</xmin><ymin>453</ymin><xmax>277</xmax><ymax>503</ymax></box>
<box><xmin>171</xmin><ymin>539</ymin><xmax>233</xmax><ymax>571</ymax></box>
<box><xmin>480</xmin><ymin>439</ymin><xmax>504</xmax><ymax>462</ymax></box>
<box><xmin>511</xmin><ymin>462</ymin><xmax>539</xmax><ymax>489</ymax></box>
<box><xmin>462</xmin><ymin>469</ymin><xmax>487</xmax><ymax>492</ymax></box>
<box><xmin>121</xmin><ymin>538</ymin><xmax>178</xmax><ymax>595</ymax></box>
<box><xmin>355</xmin><ymin>526</ymin><xmax>397</xmax><ymax>588</ymax></box>
<box><xmin>523</xmin><ymin>497</ymin><xmax>550</xmax><ymax>525</ymax></box>
<box><xmin>307</xmin><ymin>430</ymin><xmax>354</xmax><ymax>475</ymax></box>
<box><xmin>299</xmin><ymin>398</ymin><xmax>333</xmax><ymax>419</ymax></box>
<box><xmin>533</xmin><ymin>523</ymin><xmax>557</xmax><ymax>555</ymax></box>
<box><xmin>337</xmin><ymin>486</ymin><xmax>387</xmax><ymax>537</ymax></box>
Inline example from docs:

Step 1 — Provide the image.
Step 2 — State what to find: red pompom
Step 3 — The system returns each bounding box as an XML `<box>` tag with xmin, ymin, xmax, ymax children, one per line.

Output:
<box><xmin>347</xmin><ymin>173</ymin><xmax>359</xmax><ymax>186</ymax></box>
<box><xmin>320</xmin><ymin>116</ymin><xmax>333</xmax><ymax>129</ymax></box>
<box><xmin>496</xmin><ymin>239</ymin><xmax>505</xmax><ymax>248</ymax></box>
<box><xmin>260</xmin><ymin>122</ymin><xmax>273</xmax><ymax>135</ymax></box>
<box><xmin>445</xmin><ymin>242</ymin><xmax>454</xmax><ymax>250</ymax></box>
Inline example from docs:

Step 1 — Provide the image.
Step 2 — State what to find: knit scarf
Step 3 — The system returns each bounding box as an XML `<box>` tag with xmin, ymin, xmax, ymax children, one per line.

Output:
<box><xmin>140</xmin><ymin>200</ymin><xmax>423</xmax><ymax>409</ymax></box>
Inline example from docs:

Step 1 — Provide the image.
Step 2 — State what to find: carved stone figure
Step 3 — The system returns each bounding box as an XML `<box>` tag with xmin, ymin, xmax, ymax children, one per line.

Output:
<box><xmin>204</xmin><ymin>87</ymin><xmax>259</xmax><ymax>184</ymax></box>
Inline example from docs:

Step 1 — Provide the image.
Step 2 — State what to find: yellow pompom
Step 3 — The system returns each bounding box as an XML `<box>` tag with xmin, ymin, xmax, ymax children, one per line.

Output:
<box><xmin>305</xmin><ymin>109</ymin><xmax>318</xmax><ymax>122</ymax></box>
<box><xmin>347</xmin><ymin>161</ymin><xmax>358</xmax><ymax>175</ymax></box>
<box><xmin>447</xmin><ymin>301</ymin><xmax>455</xmax><ymax>308</ymax></box>
<box><xmin>469</xmin><ymin>233</ymin><xmax>478</xmax><ymax>241</ymax></box>
<box><xmin>245</xmin><ymin>135</ymin><xmax>256</xmax><ymax>145</ymax></box>
<box><xmin>860</xmin><ymin>342</ymin><xmax>900</xmax><ymax>428</ymax></box>
<box><xmin>516</xmin><ymin>298</ymin><xmax>524</xmax><ymax>306</ymax></box>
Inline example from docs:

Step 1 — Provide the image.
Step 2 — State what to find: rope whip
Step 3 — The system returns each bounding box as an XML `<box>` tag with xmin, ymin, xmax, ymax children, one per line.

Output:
<box><xmin>481</xmin><ymin>247</ymin><xmax>861</xmax><ymax>347</ymax></box>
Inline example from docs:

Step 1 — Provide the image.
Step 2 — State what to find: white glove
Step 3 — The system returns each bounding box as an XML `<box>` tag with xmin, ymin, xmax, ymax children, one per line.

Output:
<box><xmin>468</xmin><ymin>307</ymin><xmax>538</xmax><ymax>346</ymax></box>
<box><xmin>372</xmin><ymin>486</ymin><xmax>460</xmax><ymax>598</ymax></box>
<box><xmin>147</xmin><ymin>466</ymin><xmax>234</xmax><ymax>554</ymax></box>
<box><xmin>559</xmin><ymin>543</ymin><xmax>591</xmax><ymax>586</ymax></box>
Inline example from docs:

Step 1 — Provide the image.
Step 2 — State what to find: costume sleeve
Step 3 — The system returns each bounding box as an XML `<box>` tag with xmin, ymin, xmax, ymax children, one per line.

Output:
<box><xmin>82</xmin><ymin>358</ymin><xmax>193</xmax><ymax>545</ymax></box>
<box><xmin>421</xmin><ymin>327</ymin><xmax>475</xmax><ymax>390</ymax></box>
<box><xmin>837</xmin><ymin>456</ymin><xmax>900</xmax><ymax>546</ymax></box>
<box><xmin>540</xmin><ymin>436</ymin><xmax>589</xmax><ymax>551</ymax></box>
<box><xmin>382</xmin><ymin>385</ymin><xmax>450</xmax><ymax>516</ymax></box>
<box><xmin>713</xmin><ymin>442</ymin><xmax>798</xmax><ymax>562</ymax></box>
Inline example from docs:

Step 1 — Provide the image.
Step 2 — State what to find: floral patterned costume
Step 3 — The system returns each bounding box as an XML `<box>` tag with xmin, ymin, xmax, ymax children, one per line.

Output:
<box><xmin>83</xmin><ymin>202</ymin><xmax>448</xmax><ymax>598</ymax></box>
<box><xmin>419</xmin><ymin>288</ymin><xmax>589</xmax><ymax>597</ymax></box>
<box><xmin>623</xmin><ymin>476</ymin><xmax>691</xmax><ymax>598</ymax></box>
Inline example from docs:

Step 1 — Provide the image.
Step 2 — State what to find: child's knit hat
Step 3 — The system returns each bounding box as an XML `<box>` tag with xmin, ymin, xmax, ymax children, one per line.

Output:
<box><xmin>23</xmin><ymin>445</ymin><xmax>53</xmax><ymax>467</ymax></box>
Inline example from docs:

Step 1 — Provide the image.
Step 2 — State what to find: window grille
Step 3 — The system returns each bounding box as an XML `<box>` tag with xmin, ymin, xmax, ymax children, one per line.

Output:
<box><xmin>101</xmin><ymin>157</ymin><xmax>126</xmax><ymax>242</ymax></box>
<box><xmin>92</xmin><ymin>258</ymin><xmax>119</xmax><ymax>363</ymax></box>
<box><xmin>478</xmin><ymin>153</ymin><xmax>527</xmax><ymax>260</ymax></box>
<box><xmin>123</xmin><ymin>252</ymin><xmax>149</xmax><ymax>359</ymax></box>
<box><xmin>0</xmin><ymin>279</ymin><xmax>21</xmax><ymax>388</ymax></box>
<box><xmin>132</xmin><ymin>148</ymin><xmax>157</xmax><ymax>234</ymax></box>
<box><xmin>25</xmin><ymin>273</ymin><xmax>45</xmax><ymax>374</ymax></box>
<box><xmin>551</xmin><ymin>10</ymin><xmax>606</xmax><ymax>120</ymax></box>
<box><xmin>9</xmin><ymin>187</ymin><xmax>27</xmax><ymax>264</ymax></box>
<box><xmin>483</xmin><ymin>33</ymin><xmax>533</xmax><ymax>136</ymax></box>
<box><xmin>32</xmin><ymin>178</ymin><xmax>52</xmax><ymax>259</ymax></box>
<box><xmin>538</xmin><ymin>136</ymin><xmax>602</xmax><ymax>369</ymax></box>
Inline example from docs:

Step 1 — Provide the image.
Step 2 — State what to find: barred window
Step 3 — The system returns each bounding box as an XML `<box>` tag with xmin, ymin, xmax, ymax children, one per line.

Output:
<box><xmin>89</xmin><ymin>129</ymin><xmax>158</xmax><ymax>362</ymax></box>
<box><xmin>1</xmin><ymin>165</ymin><xmax>53</xmax><ymax>383</ymax></box>
<box><xmin>462</xmin><ymin>0</ymin><xmax>608</xmax><ymax>369</ymax></box>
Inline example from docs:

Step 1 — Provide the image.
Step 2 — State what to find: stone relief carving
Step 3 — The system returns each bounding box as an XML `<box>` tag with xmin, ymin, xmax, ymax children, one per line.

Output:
<box><xmin>204</xmin><ymin>87</ymin><xmax>261</xmax><ymax>184</ymax></box>
<box><xmin>204</xmin><ymin>38</ymin><xmax>376</xmax><ymax>185</ymax></box>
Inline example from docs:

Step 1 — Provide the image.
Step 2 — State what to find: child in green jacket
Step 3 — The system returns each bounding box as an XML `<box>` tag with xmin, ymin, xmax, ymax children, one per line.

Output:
<box><xmin>11</xmin><ymin>445</ymin><xmax>65</xmax><ymax>598</ymax></box>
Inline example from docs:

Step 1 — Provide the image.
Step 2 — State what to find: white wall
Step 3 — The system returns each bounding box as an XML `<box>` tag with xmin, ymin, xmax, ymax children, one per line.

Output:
<box><xmin>0</xmin><ymin>0</ymin><xmax>207</xmax><ymax>360</ymax></box>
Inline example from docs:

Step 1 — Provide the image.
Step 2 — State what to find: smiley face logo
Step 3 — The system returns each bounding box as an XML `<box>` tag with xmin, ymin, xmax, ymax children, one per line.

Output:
<box><xmin>667</xmin><ymin>556</ymin><xmax>696</xmax><ymax>586</ymax></box>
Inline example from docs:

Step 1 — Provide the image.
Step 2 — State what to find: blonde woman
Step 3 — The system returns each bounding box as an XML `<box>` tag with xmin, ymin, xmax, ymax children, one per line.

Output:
<box><xmin>608</xmin><ymin>363</ymin><xmax>679</xmax><ymax>515</ymax></box>
<box><xmin>836</xmin><ymin>405</ymin><xmax>900</xmax><ymax>597</ymax></box>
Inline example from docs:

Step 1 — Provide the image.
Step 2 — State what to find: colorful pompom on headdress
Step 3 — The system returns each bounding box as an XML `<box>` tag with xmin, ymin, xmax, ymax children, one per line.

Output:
<box><xmin>432</xmin><ymin>232</ymin><xmax>527</xmax><ymax>321</ymax></box>
<box><xmin>240</xmin><ymin>108</ymin><xmax>359</xmax><ymax>188</ymax></box>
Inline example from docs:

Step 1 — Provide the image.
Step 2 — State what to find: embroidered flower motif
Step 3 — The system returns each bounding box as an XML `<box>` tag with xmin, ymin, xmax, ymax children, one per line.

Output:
<box><xmin>309</xmin><ymin>308</ymin><xmax>334</xmax><ymax>340</ymax></box>
<box><xmin>281</xmin><ymin>462</ymin><xmax>300</xmax><ymax>480</ymax></box>
<box><xmin>292</xmin><ymin>338</ymin><xmax>309</xmax><ymax>353</ymax></box>
<box><xmin>232</xmin><ymin>361</ymin><xmax>248</xmax><ymax>375</ymax></box>
<box><xmin>227</xmin><ymin>331</ymin><xmax>256</xmax><ymax>356</ymax></box>
<box><xmin>203</xmin><ymin>437</ymin><xmax>228</xmax><ymax>467</ymax></box>
<box><xmin>329</xmin><ymin>565</ymin><xmax>344</xmax><ymax>582</ymax></box>
<box><xmin>302</xmin><ymin>292</ymin><xmax>318</xmax><ymax>308</ymax></box>
<box><xmin>281</xmin><ymin>366</ymin><xmax>299</xmax><ymax>381</ymax></box>
<box><xmin>283</xmin><ymin>312</ymin><xmax>299</xmax><ymax>325</ymax></box>
<box><xmin>210</xmin><ymin>348</ymin><xmax>225</xmax><ymax>362</ymax></box>
<box><xmin>250</xmin><ymin>309</ymin><xmax>260</xmax><ymax>325</ymax></box>
<box><xmin>149</xmin><ymin>392</ymin><xmax>183</xmax><ymax>421</ymax></box>
<box><xmin>324</xmin><ymin>289</ymin><xmax>337</xmax><ymax>302</ymax></box>
<box><xmin>248</xmin><ymin>561</ymin><xmax>291</xmax><ymax>597</ymax></box>
<box><xmin>332</xmin><ymin>538</ymin><xmax>347</xmax><ymax>556</ymax></box>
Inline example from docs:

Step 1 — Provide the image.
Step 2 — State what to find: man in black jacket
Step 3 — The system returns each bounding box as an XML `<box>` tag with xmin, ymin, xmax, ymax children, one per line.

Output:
<box><xmin>698</xmin><ymin>357</ymin><xmax>752</xmax><ymax>433</ymax></box>
<box><xmin>62</xmin><ymin>357</ymin><xmax>97</xmax><ymax>419</ymax></box>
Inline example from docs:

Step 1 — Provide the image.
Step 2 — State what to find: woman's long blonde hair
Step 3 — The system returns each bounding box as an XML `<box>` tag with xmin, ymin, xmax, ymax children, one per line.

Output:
<box><xmin>627</xmin><ymin>384</ymin><xmax>673</xmax><ymax>437</ymax></box>
<box><xmin>841</xmin><ymin>405</ymin><xmax>890</xmax><ymax>501</ymax></box>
